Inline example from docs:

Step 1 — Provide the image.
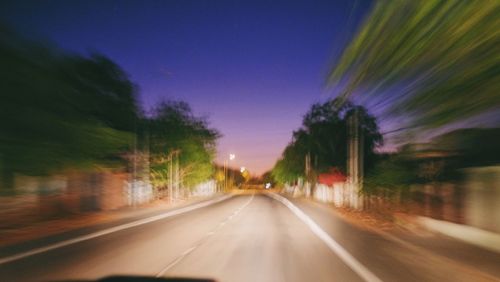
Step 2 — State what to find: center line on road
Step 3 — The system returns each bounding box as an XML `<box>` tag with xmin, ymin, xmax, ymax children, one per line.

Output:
<box><xmin>156</xmin><ymin>192</ymin><xmax>255</xmax><ymax>277</ymax></box>
<box><xmin>267</xmin><ymin>192</ymin><xmax>383</xmax><ymax>282</ymax></box>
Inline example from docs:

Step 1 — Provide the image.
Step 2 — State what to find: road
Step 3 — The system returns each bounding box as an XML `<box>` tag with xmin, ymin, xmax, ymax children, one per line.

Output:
<box><xmin>0</xmin><ymin>192</ymin><xmax>499</xmax><ymax>282</ymax></box>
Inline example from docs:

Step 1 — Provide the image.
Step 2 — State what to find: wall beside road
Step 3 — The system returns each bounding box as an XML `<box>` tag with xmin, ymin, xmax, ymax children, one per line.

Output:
<box><xmin>282</xmin><ymin>165</ymin><xmax>500</xmax><ymax>234</ymax></box>
<box><xmin>0</xmin><ymin>171</ymin><xmax>136</xmax><ymax>229</ymax></box>
<box><xmin>0</xmin><ymin>170</ymin><xmax>219</xmax><ymax>230</ymax></box>
<box><xmin>462</xmin><ymin>166</ymin><xmax>500</xmax><ymax>233</ymax></box>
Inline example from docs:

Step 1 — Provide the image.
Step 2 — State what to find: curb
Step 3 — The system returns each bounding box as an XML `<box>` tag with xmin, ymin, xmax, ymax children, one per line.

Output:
<box><xmin>417</xmin><ymin>216</ymin><xmax>500</xmax><ymax>254</ymax></box>
<box><xmin>0</xmin><ymin>194</ymin><xmax>233</xmax><ymax>265</ymax></box>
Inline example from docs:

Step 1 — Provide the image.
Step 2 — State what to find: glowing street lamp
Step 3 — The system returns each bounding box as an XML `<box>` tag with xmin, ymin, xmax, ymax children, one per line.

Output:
<box><xmin>240</xmin><ymin>166</ymin><xmax>246</xmax><ymax>173</ymax></box>
<box><xmin>223</xmin><ymin>153</ymin><xmax>236</xmax><ymax>191</ymax></box>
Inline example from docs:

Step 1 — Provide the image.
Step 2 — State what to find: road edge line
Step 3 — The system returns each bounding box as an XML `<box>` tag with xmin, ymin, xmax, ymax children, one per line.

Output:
<box><xmin>0</xmin><ymin>194</ymin><xmax>233</xmax><ymax>265</ymax></box>
<box><xmin>266</xmin><ymin>192</ymin><xmax>383</xmax><ymax>282</ymax></box>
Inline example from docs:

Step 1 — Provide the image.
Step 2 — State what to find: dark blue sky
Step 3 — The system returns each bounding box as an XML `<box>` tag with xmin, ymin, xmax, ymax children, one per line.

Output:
<box><xmin>1</xmin><ymin>0</ymin><xmax>373</xmax><ymax>174</ymax></box>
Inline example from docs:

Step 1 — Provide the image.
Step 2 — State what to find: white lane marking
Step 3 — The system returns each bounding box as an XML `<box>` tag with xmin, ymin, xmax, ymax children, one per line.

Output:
<box><xmin>267</xmin><ymin>193</ymin><xmax>383</xmax><ymax>282</ymax></box>
<box><xmin>0</xmin><ymin>195</ymin><xmax>233</xmax><ymax>265</ymax></box>
<box><xmin>156</xmin><ymin>193</ymin><xmax>255</xmax><ymax>277</ymax></box>
<box><xmin>181</xmin><ymin>246</ymin><xmax>196</xmax><ymax>256</ymax></box>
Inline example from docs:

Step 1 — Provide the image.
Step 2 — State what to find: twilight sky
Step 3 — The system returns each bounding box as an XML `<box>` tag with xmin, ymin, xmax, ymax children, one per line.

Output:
<box><xmin>1</xmin><ymin>0</ymin><xmax>373</xmax><ymax>175</ymax></box>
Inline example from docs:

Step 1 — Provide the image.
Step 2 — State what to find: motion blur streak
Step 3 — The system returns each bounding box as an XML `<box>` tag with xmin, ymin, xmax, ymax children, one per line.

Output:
<box><xmin>328</xmin><ymin>0</ymin><xmax>500</xmax><ymax>129</ymax></box>
<box><xmin>1</xmin><ymin>1</ymin><xmax>499</xmax><ymax>281</ymax></box>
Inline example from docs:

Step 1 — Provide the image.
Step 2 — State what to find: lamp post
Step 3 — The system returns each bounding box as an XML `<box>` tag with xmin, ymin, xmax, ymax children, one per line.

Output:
<box><xmin>223</xmin><ymin>153</ymin><xmax>235</xmax><ymax>191</ymax></box>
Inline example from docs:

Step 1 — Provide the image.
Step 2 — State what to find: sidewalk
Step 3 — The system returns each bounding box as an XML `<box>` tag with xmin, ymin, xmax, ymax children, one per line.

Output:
<box><xmin>417</xmin><ymin>216</ymin><xmax>500</xmax><ymax>254</ymax></box>
<box><xmin>0</xmin><ymin>194</ymin><xmax>225</xmax><ymax>249</ymax></box>
<box><xmin>286</xmin><ymin>185</ymin><xmax>500</xmax><ymax>255</ymax></box>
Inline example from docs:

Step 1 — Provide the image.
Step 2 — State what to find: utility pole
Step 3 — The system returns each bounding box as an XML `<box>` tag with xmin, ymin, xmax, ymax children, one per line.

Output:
<box><xmin>169</xmin><ymin>153</ymin><xmax>173</xmax><ymax>204</ymax></box>
<box><xmin>305</xmin><ymin>153</ymin><xmax>311</xmax><ymax>176</ymax></box>
<box><xmin>223</xmin><ymin>160</ymin><xmax>227</xmax><ymax>192</ymax></box>
<box><xmin>131</xmin><ymin>125</ymin><xmax>138</xmax><ymax>206</ymax></box>
<box><xmin>222</xmin><ymin>154</ymin><xmax>235</xmax><ymax>192</ymax></box>
<box><xmin>167</xmin><ymin>149</ymin><xmax>181</xmax><ymax>203</ymax></box>
<box><xmin>175</xmin><ymin>150</ymin><xmax>180</xmax><ymax>199</ymax></box>
<box><xmin>305</xmin><ymin>152</ymin><xmax>311</xmax><ymax>197</ymax></box>
<box><xmin>347</xmin><ymin>108</ymin><xmax>364</xmax><ymax>209</ymax></box>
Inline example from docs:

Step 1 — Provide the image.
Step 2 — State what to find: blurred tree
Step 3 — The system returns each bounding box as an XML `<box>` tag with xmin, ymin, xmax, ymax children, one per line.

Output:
<box><xmin>272</xmin><ymin>98</ymin><xmax>382</xmax><ymax>185</ymax></box>
<box><xmin>328</xmin><ymin>0</ymin><xmax>500</xmax><ymax>128</ymax></box>
<box><xmin>363</xmin><ymin>155</ymin><xmax>417</xmax><ymax>195</ymax></box>
<box><xmin>0</xmin><ymin>26</ymin><xmax>139</xmax><ymax>188</ymax></box>
<box><xmin>145</xmin><ymin>101</ymin><xmax>219</xmax><ymax>189</ymax></box>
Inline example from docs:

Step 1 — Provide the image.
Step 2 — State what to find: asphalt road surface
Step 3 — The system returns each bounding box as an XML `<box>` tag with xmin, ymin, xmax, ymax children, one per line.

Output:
<box><xmin>0</xmin><ymin>192</ymin><xmax>499</xmax><ymax>282</ymax></box>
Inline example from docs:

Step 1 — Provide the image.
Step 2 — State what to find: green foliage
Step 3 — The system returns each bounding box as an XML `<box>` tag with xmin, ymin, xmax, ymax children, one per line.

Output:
<box><xmin>272</xmin><ymin>146</ymin><xmax>306</xmax><ymax>185</ymax></box>
<box><xmin>432</xmin><ymin>128</ymin><xmax>500</xmax><ymax>166</ymax></box>
<box><xmin>146</xmin><ymin>101</ymin><xmax>219</xmax><ymax>188</ymax></box>
<box><xmin>0</xmin><ymin>26</ymin><xmax>139</xmax><ymax>182</ymax></box>
<box><xmin>272</xmin><ymin>98</ymin><xmax>382</xmax><ymax>185</ymax></box>
<box><xmin>364</xmin><ymin>156</ymin><xmax>417</xmax><ymax>194</ymax></box>
<box><xmin>328</xmin><ymin>0</ymin><xmax>500</xmax><ymax>128</ymax></box>
<box><xmin>0</xmin><ymin>26</ymin><xmax>220</xmax><ymax>193</ymax></box>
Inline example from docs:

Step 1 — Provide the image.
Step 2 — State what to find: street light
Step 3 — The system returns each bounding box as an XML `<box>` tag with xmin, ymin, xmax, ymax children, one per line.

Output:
<box><xmin>240</xmin><ymin>166</ymin><xmax>246</xmax><ymax>173</ymax></box>
<box><xmin>223</xmin><ymin>153</ymin><xmax>235</xmax><ymax>191</ymax></box>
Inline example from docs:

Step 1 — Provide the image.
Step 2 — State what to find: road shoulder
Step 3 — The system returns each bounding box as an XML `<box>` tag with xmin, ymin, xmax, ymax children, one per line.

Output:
<box><xmin>0</xmin><ymin>194</ymin><xmax>231</xmax><ymax>258</ymax></box>
<box><xmin>282</xmin><ymin>194</ymin><xmax>500</xmax><ymax>280</ymax></box>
